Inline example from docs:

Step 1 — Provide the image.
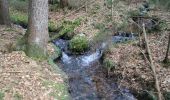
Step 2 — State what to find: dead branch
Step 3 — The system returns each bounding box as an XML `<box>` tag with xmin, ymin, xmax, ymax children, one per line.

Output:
<box><xmin>142</xmin><ymin>23</ymin><xmax>162</xmax><ymax>100</ymax></box>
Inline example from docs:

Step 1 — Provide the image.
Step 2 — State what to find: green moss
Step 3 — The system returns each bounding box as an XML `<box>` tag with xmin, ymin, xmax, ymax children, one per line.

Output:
<box><xmin>103</xmin><ymin>58</ymin><xmax>116</xmax><ymax>71</ymax></box>
<box><xmin>48</xmin><ymin>20</ymin><xmax>58</xmax><ymax>32</ymax></box>
<box><xmin>50</xmin><ymin>44</ymin><xmax>61</xmax><ymax>60</ymax></box>
<box><xmin>50</xmin><ymin>18</ymin><xmax>81</xmax><ymax>41</ymax></box>
<box><xmin>0</xmin><ymin>91</ymin><xmax>4</xmax><ymax>100</ymax></box>
<box><xmin>10</xmin><ymin>10</ymin><xmax>28</xmax><ymax>28</ymax></box>
<box><xmin>25</xmin><ymin>43</ymin><xmax>48</xmax><ymax>61</ymax></box>
<box><xmin>48</xmin><ymin>58</ymin><xmax>68</xmax><ymax>79</ymax></box>
<box><xmin>42</xmin><ymin>80</ymin><xmax>70</xmax><ymax>100</ymax></box>
<box><xmin>69</xmin><ymin>34</ymin><xmax>89</xmax><ymax>54</ymax></box>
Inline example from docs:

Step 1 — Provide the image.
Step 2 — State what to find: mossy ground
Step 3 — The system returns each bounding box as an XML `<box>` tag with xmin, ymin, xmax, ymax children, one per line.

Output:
<box><xmin>25</xmin><ymin>43</ymin><xmax>48</xmax><ymax>61</ymax></box>
<box><xmin>42</xmin><ymin>80</ymin><xmax>70</xmax><ymax>100</ymax></box>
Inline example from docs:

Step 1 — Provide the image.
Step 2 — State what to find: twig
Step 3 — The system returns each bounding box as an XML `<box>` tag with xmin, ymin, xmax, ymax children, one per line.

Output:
<box><xmin>142</xmin><ymin>23</ymin><xmax>162</xmax><ymax>100</ymax></box>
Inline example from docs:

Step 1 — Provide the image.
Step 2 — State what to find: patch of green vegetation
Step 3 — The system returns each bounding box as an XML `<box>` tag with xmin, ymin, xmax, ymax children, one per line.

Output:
<box><xmin>10</xmin><ymin>10</ymin><xmax>28</xmax><ymax>28</ymax></box>
<box><xmin>0</xmin><ymin>91</ymin><xmax>4</xmax><ymax>100</ymax></box>
<box><xmin>14</xmin><ymin>92</ymin><xmax>23</xmax><ymax>100</ymax></box>
<box><xmin>103</xmin><ymin>58</ymin><xmax>116</xmax><ymax>76</ymax></box>
<box><xmin>69</xmin><ymin>34</ymin><xmax>89</xmax><ymax>54</ymax></box>
<box><xmin>10</xmin><ymin>9</ymin><xmax>59</xmax><ymax>32</ymax></box>
<box><xmin>48</xmin><ymin>58</ymin><xmax>68</xmax><ymax>79</ymax></box>
<box><xmin>48</xmin><ymin>20</ymin><xmax>58</xmax><ymax>32</ymax></box>
<box><xmin>94</xmin><ymin>23</ymin><xmax>105</xmax><ymax>30</ymax></box>
<box><xmin>50</xmin><ymin>18</ymin><xmax>81</xmax><ymax>41</ymax></box>
<box><xmin>154</xmin><ymin>19</ymin><xmax>168</xmax><ymax>31</ymax></box>
<box><xmin>25</xmin><ymin>43</ymin><xmax>48</xmax><ymax>61</ymax></box>
<box><xmin>42</xmin><ymin>80</ymin><xmax>70</xmax><ymax>100</ymax></box>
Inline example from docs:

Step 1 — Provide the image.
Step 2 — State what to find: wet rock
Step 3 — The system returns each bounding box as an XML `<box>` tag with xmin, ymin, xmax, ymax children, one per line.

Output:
<box><xmin>112</xmin><ymin>32</ymin><xmax>136</xmax><ymax>43</ymax></box>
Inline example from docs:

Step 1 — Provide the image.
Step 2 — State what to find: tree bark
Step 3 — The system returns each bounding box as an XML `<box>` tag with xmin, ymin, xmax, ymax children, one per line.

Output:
<box><xmin>60</xmin><ymin>0</ymin><xmax>68</xmax><ymax>8</ymax></box>
<box><xmin>26</xmin><ymin>0</ymin><xmax>49</xmax><ymax>59</ymax></box>
<box><xmin>164</xmin><ymin>33</ymin><xmax>170</xmax><ymax>63</ymax></box>
<box><xmin>0</xmin><ymin>0</ymin><xmax>11</xmax><ymax>26</ymax></box>
<box><xmin>143</xmin><ymin>24</ymin><xmax>162</xmax><ymax>100</ymax></box>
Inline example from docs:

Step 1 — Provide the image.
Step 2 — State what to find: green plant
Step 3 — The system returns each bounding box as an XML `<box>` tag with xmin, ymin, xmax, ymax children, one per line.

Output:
<box><xmin>50</xmin><ymin>18</ymin><xmax>81</xmax><ymax>40</ymax></box>
<box><xmin>10</xmin><ymin>10</ymin><xmax>28</xmax><ymax>28</ymax></box>
<box><xmin>0</xmin><ymin>91</ymin><xmax>4</xmax><ymax>100</ymax></box>
<box><xmin>48</xmin><ymin>20</ymin><xmax>58</xmax><ymax>32</ymax></box>
<box><xmin>103</xmin><ymin>58</ymin><xmax>116</xmax><ymax>76</ymax></box>
<box><xmin>42</xmin><ymin>80</ymin><xmax>70</xmax><ymax>100</ymax></box>
<box><xmin>69</xmin><ymin>34</ymin><xmax>89</xmax><ymax>54</ymax></box>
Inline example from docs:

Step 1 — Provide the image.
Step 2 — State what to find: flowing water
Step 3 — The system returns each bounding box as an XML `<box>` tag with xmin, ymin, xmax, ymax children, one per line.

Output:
<box><xmin>53</xmin><ymin>32</ymin><xmax>136</xmax><ymax>100</ymax></box>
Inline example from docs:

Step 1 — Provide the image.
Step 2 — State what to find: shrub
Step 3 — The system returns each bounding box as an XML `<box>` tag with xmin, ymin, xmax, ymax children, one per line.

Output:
<box><xmin>69</xmin><ymin>34</ymin><xmax>89</xmax><ymax>54</ymax></box>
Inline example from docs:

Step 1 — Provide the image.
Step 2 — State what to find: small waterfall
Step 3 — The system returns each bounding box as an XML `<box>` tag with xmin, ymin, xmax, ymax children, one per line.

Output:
<box><xmin>53</xmin><ymin>35</ymin><xmax>136</xmax><ymax>100</ymax></box>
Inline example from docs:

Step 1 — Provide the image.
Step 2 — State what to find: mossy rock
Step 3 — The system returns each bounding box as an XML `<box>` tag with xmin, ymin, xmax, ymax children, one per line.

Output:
<box><xmin>69</xmin><ymin>34</ymin><xmax>89</xmax><ymax>54</ymax></box>
<box><xmin>50</xmin><ymin>18</ymin><xmax>81</xmax><ymax>41</ymax></box>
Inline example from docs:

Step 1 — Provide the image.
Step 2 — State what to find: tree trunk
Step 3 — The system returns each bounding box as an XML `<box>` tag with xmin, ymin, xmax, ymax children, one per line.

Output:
<box><xmin>60</xmin><ymin>0</ymin><xmax>68</xmax><ymax>8</ymax></box>
<box><xmin>164</xmin><ymin>33</ymin><xmax>170</xmax><ymax>63</ymax></box>
<box><xmin>26</xmin><ymin>0</ymin><xmax>49</xmax><ymax>59</ymax></box>
<box><xmin>0</xmin><ymin>0</ymin><xmax>11</xmax><ymax>26</ymax></box>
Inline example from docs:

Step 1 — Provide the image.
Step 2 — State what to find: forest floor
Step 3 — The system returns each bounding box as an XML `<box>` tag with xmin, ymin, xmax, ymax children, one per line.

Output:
<box><xmin>49</xmin><ymin>0</ymin><xmax>170</xmax><ymax>98</ymax></box>
<box><xmin>0</xmin><ymin>25</ymin><xmax>70</xmax><ymax>99</ymax></box>
<box><xmin>0</xmin><ymin>0</ymin><xmax>170</xmax><ymax>99</ymax></box>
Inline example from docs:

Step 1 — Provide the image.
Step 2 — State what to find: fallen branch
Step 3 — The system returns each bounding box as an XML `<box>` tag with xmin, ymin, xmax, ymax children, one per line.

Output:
<box><xmin>142</xmin><ymin>23</ymin><xmax>162</xmax><ymax>100</ymax></box>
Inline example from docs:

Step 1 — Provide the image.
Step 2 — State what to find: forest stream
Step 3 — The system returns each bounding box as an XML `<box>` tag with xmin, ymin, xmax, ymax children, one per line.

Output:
<box><xmin>53</xmin><ymin>32</ymin><xmax>137</xmax><ymax>100</ymax></box>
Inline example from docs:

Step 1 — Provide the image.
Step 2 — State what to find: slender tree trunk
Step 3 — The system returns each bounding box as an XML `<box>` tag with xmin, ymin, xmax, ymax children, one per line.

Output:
<box><xmin>164</xmin><ymin>33</ymin><xmax>170</xmax><ymax>63</ymax></box>
<box><xmin>26</xmin><ymin>0</ymin><xmax>49</xmax><ymax>59</ymax></box>
<box><xmin>60</xmin><ymin>0</ymin><xmax>68</xmax><ymax>8</ymax></box>
<box><xmin>0</xmin><ymin>0</ymin><xmax>11</xmax><ymax>26</ymax></box>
